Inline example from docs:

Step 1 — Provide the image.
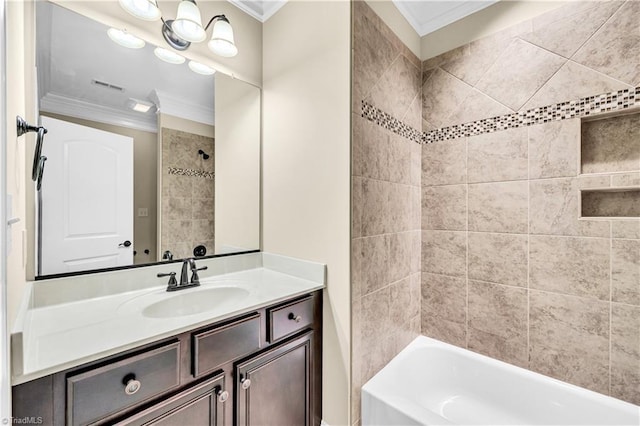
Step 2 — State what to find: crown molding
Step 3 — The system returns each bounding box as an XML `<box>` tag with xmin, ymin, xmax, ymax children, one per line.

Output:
<box><xmin>393</xmin><ymin>0</ymin><xmax>498</xmax><ymax>37</ymax></box>
<box><xmin>227</xmin><ymin>0</ymin><xmax>288</xmax><ymax>23</ymax></box>
<box><xmin>150</xmin><ymin>89</ymin><xmax>215</xmax><ymax>127</ymax></box>
<box><xmin>39</xmin><ymin>92</ymin><xmax>158</xmax><ymax>133</ymax></box>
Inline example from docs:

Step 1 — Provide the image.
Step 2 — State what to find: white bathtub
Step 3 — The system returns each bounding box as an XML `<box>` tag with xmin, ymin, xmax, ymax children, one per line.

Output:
<box><xmin>361</xmin><ymin>336</ymin><xmax>640</xmax><ymax>425</ymax></box>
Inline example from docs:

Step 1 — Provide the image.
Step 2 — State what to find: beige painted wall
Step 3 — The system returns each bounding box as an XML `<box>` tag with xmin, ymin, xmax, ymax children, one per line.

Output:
<box><xmin>159</xmin><ymin>114</ymin><xmax>214</xmax><ymax>139</ymax></box>
<box><xmin>365</xmin><ymin>0</ymin><xmax>420</xmax><ymax>57</ymax></box>
<box><xmin>6</xmin><ymin>0</ymin><xmax>36</xmax><ymax>329</ymax></box>
<box><xmin>214</xmin><ymin>73</ymin><xmax>260</xmax><ymax>253</ymax></box>
<box><xmin>40</xmin><ymin>112</ymin><xmax>158</xmax><ymax>265</ymax></box>
<box><xmin>49</xmin><ymin>0</ymin><xmax>263</xmax><ymax>86</ymax></box>
<box><xmin>262</xmin><ymin>1</ymin><xmax>351</xmax><ymax>424</ymax></box>
<box><xmin>421</xmin><ymin>0</ymin><xmax>568</xmax><ymax>59</ymax></box>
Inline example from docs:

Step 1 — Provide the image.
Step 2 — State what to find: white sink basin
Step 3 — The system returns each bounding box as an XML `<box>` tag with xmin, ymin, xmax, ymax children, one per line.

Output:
<box><xmin>142</xmin><ymin>287</ymin><xmax>250</xmax><ymax>318</ymax></box>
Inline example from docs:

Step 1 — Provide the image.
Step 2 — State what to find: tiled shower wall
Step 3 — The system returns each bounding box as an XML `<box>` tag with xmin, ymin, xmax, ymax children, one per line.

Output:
<box><xmin>161</xmin><ymin>128</ymin><xmax>215</xmax><ymax>259</ymax></box>
<box><xmin>351</xmin><ymin>1</ymin><xmax>422</xmax><ymax>424</ymax></box>
<box><xmin>421</xmin><ymin>0</ymin><xmax>639</xmax><ymax>405</ymax></box>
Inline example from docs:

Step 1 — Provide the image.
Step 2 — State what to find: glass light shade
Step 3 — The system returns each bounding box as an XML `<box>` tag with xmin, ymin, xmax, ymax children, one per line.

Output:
<box><xmin>154</xmin><ymin>47</ymin><xmax>186</xmax><ymax>64</ymax></box>
<box><xmin>171</xmin><ymin>1</ymin><xmax>206</xmax><ymax>43</ymax></box>
<box><xmin>208</xmin><ymin>19</ymin><xmax>238</xmax><ymax>57</ymax></box>
<box><xmin>107</xmin><ymin>28</ymin><xmax>145</xmax><ymax>49</ymax></box>
<box><xmin>118</xmin><ymin>0</ymin><xmax>161</xmax><ymax>21</ymax></box>
<box><xmin>188</xmin><ymin>61</ymin><xmax>216</xmax><ymax>75</ymax></box>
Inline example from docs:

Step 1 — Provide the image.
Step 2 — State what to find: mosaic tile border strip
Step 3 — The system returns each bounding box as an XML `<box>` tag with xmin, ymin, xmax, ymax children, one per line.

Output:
<box><xmin>362</xmin><ymin>87</ymin><xmax>640</xmax><ymax>145</ymax></box>
<box><xmin>167</xmin><ymin>167</ymin><xmax>215</xmax><ymax>179</ymax></box>
<box><xmin>361</xmin><ymin>101</ymin><xmax>423</xmax><ymax>143</ymax></box>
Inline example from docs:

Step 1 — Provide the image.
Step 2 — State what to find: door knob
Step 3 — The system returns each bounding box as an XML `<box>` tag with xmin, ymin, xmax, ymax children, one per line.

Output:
<box><xmin>118</xmin><ymin>240</ymin><xmax>132</xmax><ymax>248</ymax></box>
<box><xmin>240</xmin><ymin>377</ymin><xmax>251</xmax><ymax>390</ymax></box>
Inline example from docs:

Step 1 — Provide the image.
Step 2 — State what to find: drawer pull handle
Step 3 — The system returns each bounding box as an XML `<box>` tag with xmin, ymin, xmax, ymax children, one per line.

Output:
<box><xmin>123</xmin><ymin>374</ymin><xmax>141</xmax><ymax>395</ymax></box>
<box><xmin>288</xmin><ymin>313</ymin><xmax>302</xmax><ymax>323</ymax></box>
<box><xmin>241</xmin><ymin>377</ymin><xmax>251</xmax><ymax>390</ymax></box>
<box><xmin>217</xmin><ymin>388</ymin><xmax>229</xmax><ymax>403</ymax></box>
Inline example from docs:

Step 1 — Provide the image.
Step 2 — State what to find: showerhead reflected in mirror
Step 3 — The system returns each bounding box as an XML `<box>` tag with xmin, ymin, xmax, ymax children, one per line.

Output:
<box><xmin>34</xmin><ymin>2</ymin><xmax>260</xmax><ymax>277</ymax></box>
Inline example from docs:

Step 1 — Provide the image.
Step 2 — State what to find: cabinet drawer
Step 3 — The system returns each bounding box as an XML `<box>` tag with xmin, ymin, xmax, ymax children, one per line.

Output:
<box><xmin>113</xmin><ymin>373</ymin><xmax>226</xmax><ymax>426</ymax></box>
<box><xmin>67</xmin><ymin>341</ymin><xmax>181</xmax><ymax>426</ymax></box>
<box><xmin>268</xmin><ymin>296</ymin><xmax>314</xmax><ymax>343</ymax></box>
<box><xmin>192</xmin><ymin>313</ymin><xmax>261</xmax><ymax>378</ymax></box>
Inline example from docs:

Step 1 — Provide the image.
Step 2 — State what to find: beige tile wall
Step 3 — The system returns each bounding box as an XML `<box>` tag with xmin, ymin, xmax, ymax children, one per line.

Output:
<box><xmin>421</xmin><ymin>117</ymin><xmax>640</xmax><ymax>403</ymax></box>
<box><xmin>421</xmin><ymin>1</ymin><xmax>637</xmax><ymax>130</ymax></box>
<box><xmin>351</xmin><ymin>1</ymin><xmax>422</xmax><ymax>424</ymax></box>
<box><xmin>352</xmin><ymin>0</ymin><xmax>640</xmax><ymax>421</ymax></box>
<box><xmin>161</xmin><ymin>128</ymin><xmax>215</xmax><ymax>259</ymax></box>
<box><xmin>420</xmin><ymin>1</ymin><xmax>640</xmax><ymax>405</ymax></box>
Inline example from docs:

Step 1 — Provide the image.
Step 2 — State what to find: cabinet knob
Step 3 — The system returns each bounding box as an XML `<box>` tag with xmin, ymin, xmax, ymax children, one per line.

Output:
<box><xmin>288</xmin><ymin>312</ymin><xmax>302</xmax><ymax>323</ymax></box>
<box><xmin>217</xmin><ymin>388</ymin><xmax>229</xmax><ymax>403</ymax></box>
<box><xmin>241</xmin><ymin>377</ymin><xmax>251</xmax><ymax>390</ymax></box>
<box><xmin>123</xmin><ymin>374</ymin><xmax>141</xmax><ymax>395</ymax></box>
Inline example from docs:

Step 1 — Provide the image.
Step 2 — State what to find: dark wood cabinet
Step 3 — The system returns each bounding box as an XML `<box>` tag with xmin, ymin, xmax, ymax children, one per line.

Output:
<box><xmin>12</xmin><ymin>291</ymin><xmax>322</xmax><ymax>426</ymax></box>
<box><xmin>236</xmin><ymin>332</ymin><xmax>313</xmax><ymax>426</ymax></box>
<box><xmin>67</xmin><ymin>341</ymin><xmax>181</xmax><ymax>426</ymax></box>
<box><xmin>114</xmin><ymin>373</ymin><xmax>226</xmax><ymax>426</ymax></box>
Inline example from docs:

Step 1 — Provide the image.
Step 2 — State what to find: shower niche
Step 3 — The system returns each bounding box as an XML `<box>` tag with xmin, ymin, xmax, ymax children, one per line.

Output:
<box><xmin>579</xmin><ymin>111</ymin><xmax>640</xmax><ymax>218</ymax></box>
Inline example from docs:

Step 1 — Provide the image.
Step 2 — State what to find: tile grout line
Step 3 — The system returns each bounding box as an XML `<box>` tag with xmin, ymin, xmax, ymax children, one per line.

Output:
<box><xmin>527</xmin><ymin>126</ymin><xmax>532</xmax><ymax>369</ymax></box>
<box><xmin>465</xmin><ymin>137</ymin><xmax>470</xmax><ymax>349</ymax></box>
<box><xmin>422</xmin><ymin>229</ymin><xmax>612</xmax><ymax>241</ymax></box>
<box><xmin>608</xmin><ymin>219</ymin><xmax>613</xmax><ymax>396</ymax></box>
<box><xmin>420</xmin><ymin>171</ymin><xmax>640</xmax><ymax>188</ymax></box>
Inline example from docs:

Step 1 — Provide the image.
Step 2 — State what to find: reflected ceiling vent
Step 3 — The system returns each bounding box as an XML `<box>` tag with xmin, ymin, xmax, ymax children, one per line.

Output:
<box><xmin>91</xmin><ymin>79</ymin><xmax>125</xmax><ymax>92</ymax></box>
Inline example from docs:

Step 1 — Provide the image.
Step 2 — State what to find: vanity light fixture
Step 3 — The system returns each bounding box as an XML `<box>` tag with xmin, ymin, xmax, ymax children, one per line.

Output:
<box><xmin>154</xmin><ymin>47</ymin><xmax>186</xmax><ymax>64</ymax></box>
<box><xmin>127</xmin><ymin>98</ymin><xmax>155</xmax><ymax>113</ymax></box>
<box><xmin>118</xmin><ymin>0</ymin><xmax>238</xmax><ymax>58</ymax></box>
<box><xmin>107</xmin><ymin>28</ymin><xmax>145</xmax><ymax>49</ymax></box>
<box><xmin>188</xmin><ymin>60</ymin><xmax>215</xmax><ymax>76</ymax></box>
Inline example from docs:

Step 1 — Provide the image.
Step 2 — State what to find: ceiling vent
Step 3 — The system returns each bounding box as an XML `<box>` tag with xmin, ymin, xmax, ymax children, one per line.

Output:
<box><xmin>91</xmin><ymin>79</ymin><xmax>125</xmax><ymax>92</ymax></box>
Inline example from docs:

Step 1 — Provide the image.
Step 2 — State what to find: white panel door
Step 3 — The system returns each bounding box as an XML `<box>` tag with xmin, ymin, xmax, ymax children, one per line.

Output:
<box><xmin>40</xmin><ymin>116</ymin><xmax>133</xmax><ymax>275</ymax></box>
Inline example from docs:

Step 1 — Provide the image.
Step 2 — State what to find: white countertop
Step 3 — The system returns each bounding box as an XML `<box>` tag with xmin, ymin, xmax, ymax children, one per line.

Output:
<box><xmin>12</xmin><ymin>253</ymin><xmax>325</xmax><ymax>385</ymax></box>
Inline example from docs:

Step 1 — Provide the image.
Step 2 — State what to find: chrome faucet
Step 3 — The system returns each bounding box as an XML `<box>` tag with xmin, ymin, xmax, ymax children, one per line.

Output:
<box><xmin>157</xmin><ymin>258</ymin><xmax>208</xmax><ymax>292</ymax></box>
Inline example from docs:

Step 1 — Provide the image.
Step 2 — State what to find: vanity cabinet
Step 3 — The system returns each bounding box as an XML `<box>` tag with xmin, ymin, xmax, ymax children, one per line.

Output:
<box><xmin>236</xmin><ymin>332</ymin><xmax>313</xmax><ymax>426</ymax></box>
<box><xmin>114</xmin><ymin>373</ymin><xmax>226</xmax><ymax>426</ymax></box>
<box><xmin>12</xmin><ymin>291</ymin><xmax>322</xmax><ymax>426</ymax></box>
<box><xmin>67</xmin><ymin>341</ymin><xmax>182</xmax><ymax>425</ymax></box>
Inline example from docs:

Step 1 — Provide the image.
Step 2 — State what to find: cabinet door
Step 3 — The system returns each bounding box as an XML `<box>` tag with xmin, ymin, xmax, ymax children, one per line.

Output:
<box><xmin>113</xmin><ymin>373</ymin><xmax>227</xmax><ymax>426</ymax></box>
<box><xmin>235</xmin><ymin>332</ymin><xmax>313</xmax><ymax>426</ymax></box>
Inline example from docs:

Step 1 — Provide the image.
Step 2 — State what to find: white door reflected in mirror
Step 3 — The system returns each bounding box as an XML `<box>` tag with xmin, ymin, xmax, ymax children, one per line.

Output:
<box><xmin>40</xmin><ymin>117</ymin><xmax>134</xmax><ymax>275</ymax></box>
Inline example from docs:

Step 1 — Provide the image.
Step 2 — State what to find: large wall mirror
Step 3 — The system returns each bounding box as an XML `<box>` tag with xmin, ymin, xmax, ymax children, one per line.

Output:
<box><xmin>34</xmin><ymin>1</ymin><xmax>260</xmax><ymax>277</ymax></box>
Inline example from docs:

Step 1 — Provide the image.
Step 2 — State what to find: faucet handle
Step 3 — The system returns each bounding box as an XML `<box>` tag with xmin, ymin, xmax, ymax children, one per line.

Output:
<box><xmin>157</xmin><ymin>271</ymin><xmax>177</xmax><ymax>289</ymax></box>
<box><xmin>190</xmin><ymin>266</ymin><xmax>208</xmax><ymax>283</ymax></box>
